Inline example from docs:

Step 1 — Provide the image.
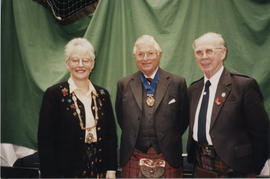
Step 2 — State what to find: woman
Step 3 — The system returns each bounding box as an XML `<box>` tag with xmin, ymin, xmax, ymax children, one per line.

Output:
<box><xmin>38</xmin><ymin>38</ymin><xmax>117</xmax><ymax>178</ymax></box>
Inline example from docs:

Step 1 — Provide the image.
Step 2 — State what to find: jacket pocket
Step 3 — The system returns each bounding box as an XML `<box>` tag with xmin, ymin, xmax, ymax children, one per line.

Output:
<box><xmin>234</xmin><ymin>144</ymin><xmax>252</xmax><ymax>158</ymax></box>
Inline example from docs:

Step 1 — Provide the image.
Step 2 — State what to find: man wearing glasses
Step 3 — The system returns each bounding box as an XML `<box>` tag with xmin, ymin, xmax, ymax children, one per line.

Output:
<box><xmin>187</xmin><ymin>32</ymin><xmax>269</xmax><ymax>177</ymax></box>
<box><xmin>115</xmin><ymin>35</ymin><xmax>189</xmax><ymax>177</ymax></box>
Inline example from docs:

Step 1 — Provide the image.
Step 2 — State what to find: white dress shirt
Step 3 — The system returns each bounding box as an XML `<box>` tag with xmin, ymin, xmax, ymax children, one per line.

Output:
<box><xmin>193</xmin><ymin>66</ymin><xmax>224</xmax><ymax>145</ymax></box>
<box><xmin>144</xmin><ymin>67</ymin><xmax>159</xmax><ymax>83</ymax></box>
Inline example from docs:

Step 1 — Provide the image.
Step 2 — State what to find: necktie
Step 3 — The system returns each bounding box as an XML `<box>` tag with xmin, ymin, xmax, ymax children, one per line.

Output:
<box><xmin>146</xmin><ymin>78</ymin><xmax>152</xmax><ymax>84</ymax></box>
<box><xmin>198</xmin><ymin>80</ymin><xmax>211</xmax><ymax>144</ymax></box>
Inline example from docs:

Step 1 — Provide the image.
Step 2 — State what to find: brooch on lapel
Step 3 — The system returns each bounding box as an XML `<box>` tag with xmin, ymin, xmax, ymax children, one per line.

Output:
<box><xmin>98</xmin><ymin>89</ymin><xmax>106</xmax><ymax>106</ymax></box>
<box><xmin>70</xmin><ymin>103</ymin><xmax>76</xmax><ymax>109</ymax></box>
<box><xmin>98</xmin><ymin>98</ymin><xmax>103</xmax><ymax>107</ymax></box>
<box><xmin>61</xmin><ymin>87</ymin><xmax>68</xmax><ymax>96</ymax></box>
<box><xmin>61</xmin><ymin>87</ymin><xmax>69</xmax><ymax>103</ymax></box>
<box><xmin>99</xmin><ymin>89</ymin><xmax>105</xmax><ymax>95</ymax></box>
<box><xmin>215</xmin><ymin>92</ymin><xmax>226</xmax><ymax>106</ymax></box>
<box><xmin>61</xmin><ymin>87</ymin><xmax>76</xmax><ymax>112</ymax></box>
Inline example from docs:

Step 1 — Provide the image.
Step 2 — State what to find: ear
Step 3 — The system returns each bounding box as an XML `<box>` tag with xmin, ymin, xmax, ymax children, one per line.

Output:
<box><xmin>90</xmin><ymin>60</ymin><xmax>95</xmax><ymax>72</ymax></box>
<box><xmin>221</xmin><ymin>47</ymin><xmax>227</xmax><ymax>61</ymax></box>
<box><xmin>66</xmin><ymin>60</ymin><xmax>71</xmax><ymax>71</ymax></box>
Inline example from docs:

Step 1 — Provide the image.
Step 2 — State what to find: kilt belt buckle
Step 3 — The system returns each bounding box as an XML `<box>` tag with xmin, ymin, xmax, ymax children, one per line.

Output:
<box><xmin>201</xmin><ymin>145</ymin><xmax>215</xmax><ymax>157</ymax></box>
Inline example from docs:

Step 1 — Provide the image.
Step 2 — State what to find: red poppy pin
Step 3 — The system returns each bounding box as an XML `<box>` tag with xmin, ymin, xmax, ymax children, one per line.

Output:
<box><xmin>62</xmin><ymin>87</ymin><xmax>68</xmax><ymax>96</ymax></box>
<box><xmin>215</xmin><ymin>92</ymin><xmax>226</xmax><ymax>105</ymax></box>
<box><xmin>215</xmin><ymin>96</ymin><xmax>223</xmax><ymax>105</ymax></box>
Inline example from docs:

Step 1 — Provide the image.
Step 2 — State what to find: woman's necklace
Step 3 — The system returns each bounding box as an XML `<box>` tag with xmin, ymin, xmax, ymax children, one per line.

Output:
<box><xmin>72</xmin><ymin>91</ymin><xmax>99</xmax><ymax>144</ymax></box>
<box><xmin>71</xmin><ymin>91</ymin><xmax>99</xmax><ymax>130</ymax></box>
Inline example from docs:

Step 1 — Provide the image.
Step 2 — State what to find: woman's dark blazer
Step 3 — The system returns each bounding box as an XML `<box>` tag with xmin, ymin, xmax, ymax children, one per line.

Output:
<box><xmin>38</xmin><ymin>81</ymin><xmax>117</xmax><ymax>177</ymax></box>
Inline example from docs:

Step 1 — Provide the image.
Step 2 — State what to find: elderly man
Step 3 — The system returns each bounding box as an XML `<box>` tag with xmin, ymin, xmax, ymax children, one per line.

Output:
<box><xmin>116</xmin><ymin>35</ymin><xmax>189</xmax><ymax>177</ymax></box>
<box><xmin>187</xmin><ymin>32</ymin><xmax>269</xmax><ymax>177</ymax></box>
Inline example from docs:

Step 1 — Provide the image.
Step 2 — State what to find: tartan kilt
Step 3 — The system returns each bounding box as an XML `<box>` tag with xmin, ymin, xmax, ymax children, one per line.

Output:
<box><xmin>195</xmin><ymin>147</ymin><xmax>231</xmax><ymax>174</ymax></box>
<box><xmin>195</xmin><ymin>144</ymin><xmax>256</xmax><ymax>178</ymax></box>
<box><xmin>121</xmin><ymin>147</ymin><xmax>183</xmax><ymax>178</ymax></box>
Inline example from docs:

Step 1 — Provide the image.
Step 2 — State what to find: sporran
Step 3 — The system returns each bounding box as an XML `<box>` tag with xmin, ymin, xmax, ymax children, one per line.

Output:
<box><xmin>138</xmin><ymin>158</ymin><xmax>165</xmax><ymax>178</ymax></box>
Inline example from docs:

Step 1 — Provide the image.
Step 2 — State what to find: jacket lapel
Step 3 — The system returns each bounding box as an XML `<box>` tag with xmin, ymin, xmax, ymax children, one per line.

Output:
<box><xmin>153</xmin><ymin>69</ymin><xmax>170</xmax><ymax>113</ymax></box>
<box><xmin>189</xmin><ymin>79</ymin><xmax>204</xmax><ymax>133</ymax></box>
<box><xmin>129</xmin><ymin>69</ymin><xmax>171</xmax><ymax>112</ymax></box>
<box><xmin>210</xmin><ymin>68</ymin><xmax>232</xmax><ymax>129</ymax></box>
<box><xmin>130</xmin><ymin>71</ymin><xmax>143</xmax><ymax>111</ymax></box>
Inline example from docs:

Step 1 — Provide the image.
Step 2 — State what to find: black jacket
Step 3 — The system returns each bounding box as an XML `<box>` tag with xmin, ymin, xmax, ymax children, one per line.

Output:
<box><xmin>38</xmin><ymin>81</ymin><xmax>117</xmax><ymax>177</ymax></box>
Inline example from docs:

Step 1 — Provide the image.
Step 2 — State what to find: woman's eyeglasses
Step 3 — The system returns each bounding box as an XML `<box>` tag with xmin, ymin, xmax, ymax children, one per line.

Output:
<box><xmin>69</xmin><ymin>57</ymin><xmax>92</xmax><ymax>66</ymax></box>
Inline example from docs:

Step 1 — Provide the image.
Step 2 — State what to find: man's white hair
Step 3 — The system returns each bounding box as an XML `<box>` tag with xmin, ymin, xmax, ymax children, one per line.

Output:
<box><xmin>192</xmin><ymin>32</ymin><xmax>226</xmax><ymax>49</ymax></box>
<box><xmin>133</xmin><ymin>35</ymin><xmax>162</xmax><ymax>55</ymax></box>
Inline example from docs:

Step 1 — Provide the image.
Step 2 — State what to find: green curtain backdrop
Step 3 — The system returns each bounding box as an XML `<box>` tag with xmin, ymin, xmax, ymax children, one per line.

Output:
<box><xmin>2</xmin><ymin>0</ymin><xmax>270</xmax><ymax>152</ymax></box>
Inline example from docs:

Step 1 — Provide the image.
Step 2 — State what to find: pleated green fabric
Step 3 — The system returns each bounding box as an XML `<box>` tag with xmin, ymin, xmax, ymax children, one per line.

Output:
<box><xmin>2</xmin><ymin>0</ymin><xmax>270</xmax><ymax>150</ymax></box>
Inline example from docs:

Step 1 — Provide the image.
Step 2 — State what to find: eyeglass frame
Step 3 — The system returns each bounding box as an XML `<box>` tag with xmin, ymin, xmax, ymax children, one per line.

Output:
<box><xmin>68</xmin><ymin>57</ymin><xmax>93</xmax><ymax>66</ymax></box>
<box><xmin>194</xmin><ymin>47</ymin><xmax>224</xmax><ymax>58</ymax></box>
<box><xmin>135</xmin><ymin>51</ymin><xmax>158</xmax><ymax>60</ymax></box>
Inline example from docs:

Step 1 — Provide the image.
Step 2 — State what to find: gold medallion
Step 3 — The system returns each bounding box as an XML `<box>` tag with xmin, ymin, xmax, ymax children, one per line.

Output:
<box><xmin>146</xmin><ymin>95</ymin><xmax>155</xmax><ymax>107</ymax></box>
<box><xmin>86</xmin><ymin>132</ymin><xmax>94</xmax><ymax>144</ymax></box>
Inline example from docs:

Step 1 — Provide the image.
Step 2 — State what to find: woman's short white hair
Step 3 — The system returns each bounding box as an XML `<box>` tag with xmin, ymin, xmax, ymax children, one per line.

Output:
<box><xmin>133</xmin><ymin>35</ymin><xmax>162</xmax><ymax>55</ymax></box>
<box><xmin>192</xmin><ymin>32</ymin><xmax>226</xmax><ymax>49</ymax></box>
<box><xmin>65</xmin><ymin>38</ymin><xmax>95</xmax><ymax>61</ymax></box>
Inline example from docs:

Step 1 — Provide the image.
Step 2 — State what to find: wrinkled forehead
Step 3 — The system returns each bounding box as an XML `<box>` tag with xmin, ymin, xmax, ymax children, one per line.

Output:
<box><xmin>195</xmin><ymin>36</ymin><xmax>224</xmax><ymax>49</ymax></box>
<box><xmin>136</xmin><ymin>41</ymin><xmax>156</xmax><ymax>52</ymax></box>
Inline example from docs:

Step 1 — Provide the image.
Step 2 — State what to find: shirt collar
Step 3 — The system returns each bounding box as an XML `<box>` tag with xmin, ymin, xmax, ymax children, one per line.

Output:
<box><xmin>144</xmin><ymin>67</ymin><xmax>159</xmax><ymax>79</ymax></box>
<box><xmin>204</xmin><ymin>66</ymin><xmax>224</xmax><ymax>86</ymax></box>
<box><xmin>68</xmin><ymin>77</ymin><xmax>96</xmax><ymax>96</ymax></box>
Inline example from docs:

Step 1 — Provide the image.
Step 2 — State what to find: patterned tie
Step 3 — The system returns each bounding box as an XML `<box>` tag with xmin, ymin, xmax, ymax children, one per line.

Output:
<box><xmin>198</xmin><ymin>80</ymin><xmax>211</xmax><ymax>144</ymax></box>
<box><xmin>146</xmin><ymin>78</ymin><xmax>152</xmax><ymax>84</ymax></box>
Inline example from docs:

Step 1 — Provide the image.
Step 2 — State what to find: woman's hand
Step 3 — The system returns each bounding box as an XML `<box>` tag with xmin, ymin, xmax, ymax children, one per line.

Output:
<box><xmin>106</xmin><ymin>170</ymin><xmax>116</xmax><ymax>179</ymax></box>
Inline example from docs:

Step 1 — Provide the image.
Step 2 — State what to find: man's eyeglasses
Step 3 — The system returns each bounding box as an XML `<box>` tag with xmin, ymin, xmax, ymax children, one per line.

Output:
<box><xmin>136</xmin><ymin>51</ymin><xmax>157</xmax><ymax>60</ymax></box>
<box><xmin>194</xmin><ymin>47</ymin><xmax>223</xmax><ymax>58</ymax></box>
<box><xmin>69</xmin><ymin>57</ymin><xmax>92</xmax><ymax>66</ymax></box>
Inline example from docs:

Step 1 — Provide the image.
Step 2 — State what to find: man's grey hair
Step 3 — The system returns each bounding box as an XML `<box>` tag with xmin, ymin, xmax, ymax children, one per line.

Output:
<box><xmin>133</xmin><ymin>35</ymin><xmax>162</xmax><ymax>55</ymax></box>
